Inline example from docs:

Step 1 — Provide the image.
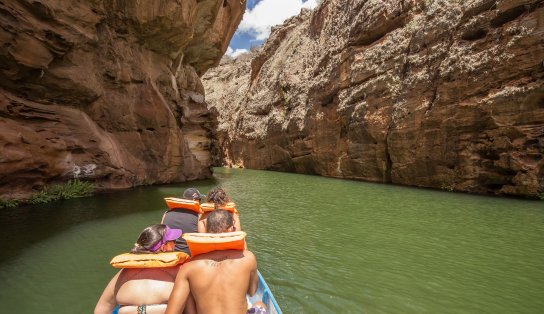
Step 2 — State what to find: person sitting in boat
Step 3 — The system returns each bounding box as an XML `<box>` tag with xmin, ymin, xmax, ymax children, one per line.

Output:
<box><xmin>94</xmin><ymin>224</ymin><xmax>192</xmax><ymax>314</ymax></box>
<box><xmin>198</xmin><ymin>187</ymin><xmax>242</xmax><ymax>233</ymax></box>
<box><xmin>166</xmin><ymin>209</ymin><xmax>267</xmax><ymax>314</ymax></box>
<box><xmin>162</xmin><ymin>188</ymin><xmax>202</xmax><ymax>255</ymax></box>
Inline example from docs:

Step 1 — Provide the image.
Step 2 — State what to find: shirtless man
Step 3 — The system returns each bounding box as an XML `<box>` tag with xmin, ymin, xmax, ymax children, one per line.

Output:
<box><xmin>166</xmin><ymin>210</ymin><xmax>266</xmax><ymax>314</ymax></box>
<box><xmin>94</xmin><ymin>224</ymin><xmax>191</xmax><ymax>314</ymax></box>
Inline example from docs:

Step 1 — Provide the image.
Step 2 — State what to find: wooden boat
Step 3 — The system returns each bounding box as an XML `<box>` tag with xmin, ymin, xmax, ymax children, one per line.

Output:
<box><xmin>247</xmin><ymin>271</ymin><xmax>282</xmax><ymax>314</ymax></box>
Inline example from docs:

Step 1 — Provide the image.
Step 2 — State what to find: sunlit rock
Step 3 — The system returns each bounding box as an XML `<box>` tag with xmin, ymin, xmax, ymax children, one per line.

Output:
<box><xmin>204</xmin><ymin>0</ymin><xmax>544</xmax><ymax>198</ymax></box>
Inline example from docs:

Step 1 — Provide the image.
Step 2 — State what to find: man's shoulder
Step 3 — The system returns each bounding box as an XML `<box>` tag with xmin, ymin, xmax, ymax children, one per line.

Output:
<box><xmin>188</xmin><ymin>249</ymin><xmax>255</xmax><ymax>263</ymax></box>
<box><xmin>242</xmin><ymin>249</ymin><xmax>256</xmax><ymax>260</ymax></box>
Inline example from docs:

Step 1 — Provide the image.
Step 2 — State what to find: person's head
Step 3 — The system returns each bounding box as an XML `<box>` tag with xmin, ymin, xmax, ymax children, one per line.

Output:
<box><xmin>206</xmin><ymin>187</ymin><xmax>230</xmax><ymax>207</ymax></box>
<box><xmin>182</xmin><ymin>188</ymin><xmax>202</xmax><ymax>202</ymax></box>
<box><xmin>131</xmin><ymin>224</ymin><xmax>182</xmax><ymax>253</ymax></box>
<box><xmin>206</xmin><ymin>209</ymin><xmax>235</xmax><ymax>233</ymax></box>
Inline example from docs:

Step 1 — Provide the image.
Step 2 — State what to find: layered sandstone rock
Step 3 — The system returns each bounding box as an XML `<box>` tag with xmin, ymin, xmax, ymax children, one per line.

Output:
<box><xmin>204</xmin><ymin>0</ymin><xmax>544</xmax><ymax>198</ymax></box>
<box><xmin>0</xmin><ymin>0</ymin><xmax>245</xmax><ymax>198</ymax></box>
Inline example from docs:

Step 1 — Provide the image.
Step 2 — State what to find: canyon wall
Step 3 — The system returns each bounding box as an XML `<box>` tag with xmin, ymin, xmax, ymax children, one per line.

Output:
<box><xmin>0</xmin><ymin>0</ymin><xmax>244</xmax><ymax>198</ymax></box>
<box><xmin>204</xmin><ymin>0</ymin><xmax>544</xmax><ymax>198</ymax></box>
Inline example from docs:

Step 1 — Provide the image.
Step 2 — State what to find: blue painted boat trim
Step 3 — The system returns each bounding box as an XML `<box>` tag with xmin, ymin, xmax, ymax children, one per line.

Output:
<box><xmin>257</xmin><ymin>270</ymin><xmax>282</xmax><ymax>314</ymax></box>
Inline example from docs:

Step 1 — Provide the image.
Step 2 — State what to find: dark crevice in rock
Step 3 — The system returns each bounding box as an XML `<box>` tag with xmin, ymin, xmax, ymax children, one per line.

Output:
<box><xmin>348</xmin><ymin>15</ymin><xmax>407</xmax><ymax>47</ymax></box>
<box><xmin>320</xmin><ymin>92</ymin><xmax>337</xmax><ymax>107</ymax></box>
<box><xmin>103</xmin><ymin>72</ymin><xmax>116</xmax><ymax>82</ymax></box>
<box><xmin>67</xmin><ymin>146</ymin><xmax>85</xmax><ymax>154</ymax></box>
<box><xmin>175</xmin><ymin>107</ymin><xmax>185</xmax><ymax>129</ymax></box>
<box><xmin>293</xmin><ymin>152</ymin><xmax>312</xmax><ymax>159</ymax></box>
<box><xmin>426</xmin><ymin>84</ymin><xmax>439</xmax><ymax>114</ymax></box>
<box><xmin>384</xmin><ymin>124</ymin><xmax>393</xmax><ymax>183</ymax></box>
<box><xmin>491</xmin><ymin>6</ymin><xmax>525</xmax><ymax>28</ymax></box>
<box><xmin>349</xmin><ymin>69</ymin><xmax>385</xmax><ymax>88</ymax></box>
<box><xmin>539</xmin><ymin>171</ymin><xmax>544</xmax><ymax>194</ymax></box>
<box><xmin>0</xmin><ymin>6</ymin><xmax>18</xmax><ymax>25</ymax></box>
<box><xmin>461</xmin><ymin>28</ymin><xmax>487</xmax><ymax>41</ymax></box>
<box><xmin>485</xmin><ymin>183</ymin><xmax>505</xmax><ymax>190</ymax></box>
<box><xmin>490</xmin><ymin>4</ymin><xmax>534</xmax><ymax>28</ymax></box>
<box><xmin>43</xmin><ymin>30</ymin><xmax>73</xmax><ymax>55</ymax></box>
<box><xmin>462</xmin><ymin>0</ymin><xmax>497</xmax><ymax>20</ymax></box>
<box><xmin>20</xmin><ymin>1</ymin><xmax>55</xmax><ymax>21</ymax></box>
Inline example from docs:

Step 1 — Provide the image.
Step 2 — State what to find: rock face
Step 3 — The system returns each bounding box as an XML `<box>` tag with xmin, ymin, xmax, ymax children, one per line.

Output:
<box><xmin>204</xmin><ymin>0</ymin><xmax>544</xmax><ymax>198</ymax></box>
<box><xmin>0</xmin><ymin>0</ymin><xmax>244</xmax><ymax>198</ymax></box>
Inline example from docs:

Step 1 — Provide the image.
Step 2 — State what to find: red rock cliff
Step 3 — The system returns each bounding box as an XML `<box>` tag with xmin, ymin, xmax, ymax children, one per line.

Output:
<box><xmin>204</xmin><ymin>0</ymin><xmax>544</xmax><ymax>198</ymax></box>
<box><xmin>0</xmin><ymin>0</ymin><xmax>245</xmax><ymax>198</ymax></box>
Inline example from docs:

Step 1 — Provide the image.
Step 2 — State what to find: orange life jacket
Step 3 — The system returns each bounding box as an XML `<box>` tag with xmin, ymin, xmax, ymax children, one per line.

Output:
<box><xmin>164</xmin><ymin>197</ymin><xmax>202</xmax><ymax>214</ymax></box>
<box><xmin>200</xmin><ymin>202</ymin><xmax>238</xmax><ymax>214</ymax></box>
<box><xmin>183</xmin><ymin>231</ymin><xmax>246</xmax><ymax>257</ymax></box>
<box><xmin>110</xmin><ymin>251</ymin><xmax>190</xmax><ymax>268</ymax></box>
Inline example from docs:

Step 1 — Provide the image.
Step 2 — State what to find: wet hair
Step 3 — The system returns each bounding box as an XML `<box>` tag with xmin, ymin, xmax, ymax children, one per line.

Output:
<box><xmin>206</xmin><ymin>187</ymin><xmax>230</xmax><ymax>209</ymax></box>
<box><xmin>131</xmin><ymin>224</ymin><xmax>167</xmax><ymax>253</ymax></box>
<box><xmin>206</xmin><ymin>209</ymin><xmax>234</xmax><ymax>233</ymax></box>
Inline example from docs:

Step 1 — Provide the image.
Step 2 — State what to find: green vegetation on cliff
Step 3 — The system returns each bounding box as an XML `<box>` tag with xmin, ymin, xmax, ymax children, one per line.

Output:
<box><xmin>0</xmin><ymin>180</ymin><xmax>94</xmax><ymax>208</ymax></box>
<box><xmin>0</xmin><ymin>199</ymin><xmax>20</xmax><ymax>209</ymax></box>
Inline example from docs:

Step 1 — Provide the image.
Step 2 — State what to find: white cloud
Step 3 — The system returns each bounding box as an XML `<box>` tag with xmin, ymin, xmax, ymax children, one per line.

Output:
<box><xmin>238</xmin><ymin>0</ymin><xmax>319</xmax><ymax>41</ymax></box>
<box><xmin>225</xmin><ymin>46</ymin><xmax>249</xmax><ymax>58</ymax></box>
<box><xmin>302</xmin><ymin>0</ymin><xmax>319</xmax><ymax>9</ymax></box>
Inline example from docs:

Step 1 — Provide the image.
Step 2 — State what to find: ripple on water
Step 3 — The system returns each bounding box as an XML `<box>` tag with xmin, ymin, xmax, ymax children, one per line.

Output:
<box><xmin>1</xmin><ymin>168</ymin><xmax>544</xmax><ymax>313</ymax></box>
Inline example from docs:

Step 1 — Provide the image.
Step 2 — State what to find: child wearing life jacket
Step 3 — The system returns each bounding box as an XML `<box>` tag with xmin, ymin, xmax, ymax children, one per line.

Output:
<box><xmin>197</xmin><ymin>187</ymin><xmax>242</xmax><ymax>233</ymax></box>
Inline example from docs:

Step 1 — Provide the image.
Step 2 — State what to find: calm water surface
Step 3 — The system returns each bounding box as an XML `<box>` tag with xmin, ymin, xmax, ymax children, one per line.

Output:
<box><xmin>0</xmin><ymin>168</ymin><xmax>543</xmax><ymax>313</ymax></box>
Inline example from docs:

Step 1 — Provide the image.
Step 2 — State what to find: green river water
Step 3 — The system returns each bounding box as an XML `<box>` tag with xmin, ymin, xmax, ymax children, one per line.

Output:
<box><xmin>0</xmin><ymin>168</ymin><xmax>543</xmax><ymax>313</ymax></box>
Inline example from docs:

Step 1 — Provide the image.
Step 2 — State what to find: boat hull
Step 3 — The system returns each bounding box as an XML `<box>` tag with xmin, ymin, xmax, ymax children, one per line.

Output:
<box><xmin>247</xmin><ymin>271</ymin><xmax>282</xmax><ymax>314</ymax></box>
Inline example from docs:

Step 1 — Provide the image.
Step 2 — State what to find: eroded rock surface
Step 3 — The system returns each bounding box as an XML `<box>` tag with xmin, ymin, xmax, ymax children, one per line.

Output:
<box><xmin>0</xmin><ymin>0</ymin><xmax>244</xmax><ymax>198</ymax></box>
<box><xmin>204</xmin><ymin>0</ymin><xmax>544</xmax><ymax>198</ymax></box>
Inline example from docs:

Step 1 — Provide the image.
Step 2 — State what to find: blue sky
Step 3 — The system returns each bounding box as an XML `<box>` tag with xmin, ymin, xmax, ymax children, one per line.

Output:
<box><xmin>226</xmin><ymin>0</ymin><xmax>319</xmax><ymax>57</ymax></box>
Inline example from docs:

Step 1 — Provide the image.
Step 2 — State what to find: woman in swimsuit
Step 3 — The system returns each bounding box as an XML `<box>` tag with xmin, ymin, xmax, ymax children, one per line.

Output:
<box><xmin>94</xmin><ymin>224</ymin><xmax>194</xmax><ymax>314</ymax></box>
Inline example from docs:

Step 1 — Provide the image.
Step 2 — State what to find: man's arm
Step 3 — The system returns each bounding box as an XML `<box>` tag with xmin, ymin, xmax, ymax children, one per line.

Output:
<box><xmin>165</xmin><ymin>265</ymin><xmax>191</xmax><ymax>314</ymax></box>
<box><xmin>246</xmin><ymin>251</ymin><xmax>259</xmax><ymax>296</ymax></box>
<box><xmin>94</xmin><ymin>270</ymin><xmax>121</xmax><ymax>314</ymax></box>
<box><xmin>234</xmin><ymin>212</ymin><xmax>242</xmax><ymax>231</ymax></box>
<box><xmin>197</xmin><ymin>217</ymin><xmax>206</xmax><ymax>233</ymax></box>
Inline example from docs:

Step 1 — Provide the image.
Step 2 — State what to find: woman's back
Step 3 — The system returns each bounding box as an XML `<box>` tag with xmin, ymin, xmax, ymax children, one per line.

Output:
<box><xmin>115</xmin><ymin>266</ymin><xmax>179</xmax><ymax>306</ymax></box>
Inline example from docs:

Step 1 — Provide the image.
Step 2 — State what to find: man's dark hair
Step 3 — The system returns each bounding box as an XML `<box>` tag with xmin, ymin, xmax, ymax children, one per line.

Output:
<box><xmin>182</xmin><ymin>188</ymin><xmax>202</xmax><ymax>201</ymax></box>
<box><xmin>206</xmin><ymin>187</ymin><xmax>230</xmax><ymax>208</ymax></box>
<box><xmin>206</xmin><ymin>209</ymin><xmax>234</xmax><ymax>233</ymax></box>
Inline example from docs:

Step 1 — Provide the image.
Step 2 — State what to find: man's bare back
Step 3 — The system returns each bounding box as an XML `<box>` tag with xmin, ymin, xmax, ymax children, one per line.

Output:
<box><xmin>166</xmin><ymin>249</ymin><xmax>258</xmax><ymax>314</ymax></box>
